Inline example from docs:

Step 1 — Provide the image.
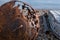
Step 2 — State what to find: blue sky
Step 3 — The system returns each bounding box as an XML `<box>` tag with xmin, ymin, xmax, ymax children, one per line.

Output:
<box><xmin>0</xmin><ymin>0</ymin><xmax>60</xmax><ymax>9</ymax></box>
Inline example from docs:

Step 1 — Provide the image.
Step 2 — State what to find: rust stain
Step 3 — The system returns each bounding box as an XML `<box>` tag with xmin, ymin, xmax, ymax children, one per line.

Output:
<box><xmin>0</xmin><ymin>1</ymin><xmax>40</xmax><ymax>40</ymax></box>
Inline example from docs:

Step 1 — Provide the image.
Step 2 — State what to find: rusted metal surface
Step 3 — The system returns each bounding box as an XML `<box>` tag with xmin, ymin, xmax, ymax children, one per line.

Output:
<box><xmin>0</xmin><ymin>1</ymin><xmax>40</xmax><ymax>40</ymax></box>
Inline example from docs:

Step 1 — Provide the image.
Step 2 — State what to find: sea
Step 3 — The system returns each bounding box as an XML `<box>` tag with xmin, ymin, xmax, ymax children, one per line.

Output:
<box><xmin>0</xmin><ymin>0</ymin><xmax>60</xmax><ymax>10</ymax></box>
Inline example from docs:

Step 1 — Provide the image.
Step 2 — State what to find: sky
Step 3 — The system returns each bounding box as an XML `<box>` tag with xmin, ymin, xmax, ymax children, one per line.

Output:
<box><xmin>0</xmin><ymin>0</ymin><xmax>60</xmax><ymax>9</ymax></box>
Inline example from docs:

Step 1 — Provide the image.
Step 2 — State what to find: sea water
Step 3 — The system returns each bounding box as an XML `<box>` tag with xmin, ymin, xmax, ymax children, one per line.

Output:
<box><xmin>0</xmin><ymin>0</ymin><xmax>60</xmax><ymax>9</ymax></box>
